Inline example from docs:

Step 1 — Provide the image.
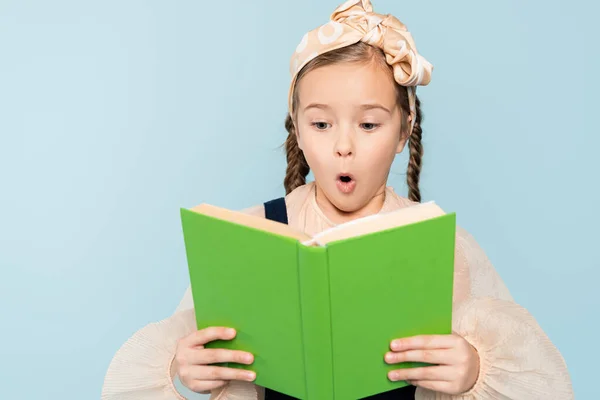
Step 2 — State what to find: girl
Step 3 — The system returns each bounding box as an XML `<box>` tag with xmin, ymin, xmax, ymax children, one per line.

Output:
<box><xmin>102</xmin><ymin>1</ymin><xmax>574</xmax><ymax>399</ymax></box>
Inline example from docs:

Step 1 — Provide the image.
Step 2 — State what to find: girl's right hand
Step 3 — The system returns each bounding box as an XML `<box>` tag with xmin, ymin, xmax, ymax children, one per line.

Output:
<box><xmin>173</xmin><ymin>327</ymin><xmax>256</xmax><ymax>394</ymax></box>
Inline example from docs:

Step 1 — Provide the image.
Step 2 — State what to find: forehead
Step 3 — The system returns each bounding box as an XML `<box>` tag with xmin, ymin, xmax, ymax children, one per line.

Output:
<box><xmin>297</xmin><ymin>61</ymin><xmax>397</xmax><ymax>110</ymax></box>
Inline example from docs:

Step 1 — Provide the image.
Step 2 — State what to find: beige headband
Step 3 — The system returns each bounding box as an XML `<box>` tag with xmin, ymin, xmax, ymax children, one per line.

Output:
<box><xmin>288</xmin><ymin>0</ymin><xmax>433</xmax><ymax>134</ymax></box>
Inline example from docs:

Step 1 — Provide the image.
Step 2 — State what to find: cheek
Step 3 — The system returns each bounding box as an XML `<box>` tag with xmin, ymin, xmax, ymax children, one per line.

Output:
<box><xmin>360</xmin><ymin>135</ymin><xmax>399</xmax><ymax>165</ymax></box>
<box><xmin>302</xmin><ymin>137</ymin><xmax>331</xmax><ymax>170</ymax></box>
<box><xmin>298</xmin><ymin>132</ymin><xmax>329</xmax><ymax>169</ymax></box>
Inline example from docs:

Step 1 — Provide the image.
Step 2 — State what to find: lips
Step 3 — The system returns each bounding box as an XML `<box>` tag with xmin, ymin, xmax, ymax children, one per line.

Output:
<box><xmin>336</xmin><ymin>173</ymin><xmax>356</xmax><ymax>194</ymax></box>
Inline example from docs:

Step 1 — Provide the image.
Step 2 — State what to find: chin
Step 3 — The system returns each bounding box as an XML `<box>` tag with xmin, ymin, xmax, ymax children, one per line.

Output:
<box><xmin>325</xmin><ymin>189</ymin><xmax>368</xmax><ymax>214</ymax></box>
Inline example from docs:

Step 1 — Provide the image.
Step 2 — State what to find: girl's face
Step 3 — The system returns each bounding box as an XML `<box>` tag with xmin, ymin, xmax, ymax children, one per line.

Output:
<box><xmin>295</xmin><ymin>61</ymin><xmax>407</xmax><ymax>222</ymax></box>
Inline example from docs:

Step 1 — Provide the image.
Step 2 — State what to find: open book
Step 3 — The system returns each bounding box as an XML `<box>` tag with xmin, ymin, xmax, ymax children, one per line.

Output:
<box><xmin>180</xmin><ymin>201</ymin><xmax>456</xmax><ymax>400</ymax></box>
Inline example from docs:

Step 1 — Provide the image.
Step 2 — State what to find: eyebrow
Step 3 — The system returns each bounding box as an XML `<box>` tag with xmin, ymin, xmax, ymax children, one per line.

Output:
<box><xmin>303</xmin><ymin>102</ymin><xmax>391</xmax><ymax>114</ymax></box>
<box><xmin>359</xmin><ymin>103</ymin><xmax>391</xmax><ymax>114</ymax></box>
<box><xmin>303</xmin><ymin>103</ymin><xmax>330</xmax><ymax>111</ymax></box>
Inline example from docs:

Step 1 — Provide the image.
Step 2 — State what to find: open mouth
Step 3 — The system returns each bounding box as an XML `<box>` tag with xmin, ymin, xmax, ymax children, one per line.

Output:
<box><xmin>336</xmin><ymin>173</ymin><xmax>356</xmax><ymax>194</ymax></box>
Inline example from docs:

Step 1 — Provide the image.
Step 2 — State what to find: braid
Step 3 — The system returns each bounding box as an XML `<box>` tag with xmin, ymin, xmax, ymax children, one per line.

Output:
<box><xmin>283</xmin><ymin>114</ymin><xmax>310</xmax><ymax>195</ymax></box>
<box><xmin>406</xmin><ymin>96</ymin><xmax>423</xmax><ymax>203</ymax></box>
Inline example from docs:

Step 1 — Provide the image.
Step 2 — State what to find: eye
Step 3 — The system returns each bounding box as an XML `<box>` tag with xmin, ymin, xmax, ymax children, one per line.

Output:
<box><xmin>360</xmin><ymin>122</ymin><xmax>380</xmax><ymax>131</ymax></box>
<box><xmin>311</xmin><ymin>121</ymin><xmax>331</xmax><ymax>130</ymax></box>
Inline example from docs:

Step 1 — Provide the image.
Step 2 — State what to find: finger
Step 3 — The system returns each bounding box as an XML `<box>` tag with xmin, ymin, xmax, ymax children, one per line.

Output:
<box><xmin>178</xmin><ymin>365</ymin><xmax>228</xmax><ymax>389</ymax></box>
<box><xmin>195</xmin><ymin>365</ymin><xmax>256</xmax><ymax>382</ymax></box>
<box><xmin>388</xmin><ymin>366</ymin><xmax>455</xmax><ymax>382</ymax></box>
<box><xmin>191</xmin><ymin>348</ymin><xmax>254</xmax><ymax>365</ymax></box>
<box><xmin>385</xmin><ymin>349</ymin><xmax>454</xmax><ymax>365</ymax></box>
<box><xmin>406</xmin><ymin>380</ymin><xmax>459</xmax><ymax>394</ymax></box>
<box><xmin>184</xmin><ymin>327</ymin><xmax>237</xmax><ymax>347</ymax></box>
<box><xmin>186</xmin><ymin>379</ymin><xmax>227</xmax><ymax>394</ymax></box>
<box><xmin>391</xmin><ymin>335</ymin><xmax>457</xmax><ymax>352</ymax></box>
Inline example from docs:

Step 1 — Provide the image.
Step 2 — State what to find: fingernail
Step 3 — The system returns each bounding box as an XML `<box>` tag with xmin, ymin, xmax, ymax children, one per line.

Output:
<box><xmin>226</xmin><ymin>328</ymin><xmax>235</xmax><ymax>336</ymax></box>
<box><xmin>391</xmin><ymin>340</ymin><xmax>400</xmax><ymax>351</ymax></box>
<box><xmin>244</xmin><ymin>354</ymin><xmax>253</xmax><ymax>363</ymax></box>
<box><xmin>246</xmin><ymin>371</ymin><xmax>256</xmax><ymax>381</ymax></box>
<box><xmin>384</xmin><ymin>352</ymin><xmax>394</xmax><ymax>363</ymax></box>
<box><xmin>388</xmin><ymin>371</ymin><xmax>398</xmax><ymax>381</ymax></box>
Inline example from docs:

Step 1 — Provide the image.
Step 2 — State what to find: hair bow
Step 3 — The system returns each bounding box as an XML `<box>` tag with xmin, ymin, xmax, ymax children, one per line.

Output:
<box><xmin>289</xmin><ymin>0</ymin><xmax>433</xmax><ymax>134</ymax></box>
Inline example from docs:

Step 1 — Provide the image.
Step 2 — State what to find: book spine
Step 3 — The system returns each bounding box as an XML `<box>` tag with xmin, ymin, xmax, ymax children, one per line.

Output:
<box><xmin>298</xmin><ymin>245</ymin><xmax>334</xmax><ymax>399</ymax></box>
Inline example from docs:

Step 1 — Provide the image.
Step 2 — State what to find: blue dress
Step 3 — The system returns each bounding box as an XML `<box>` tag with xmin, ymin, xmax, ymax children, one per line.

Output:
<box><xmin>262</xmin><ymin>198</ymin><xmax>416</xmax><ymax>400</ymax></box>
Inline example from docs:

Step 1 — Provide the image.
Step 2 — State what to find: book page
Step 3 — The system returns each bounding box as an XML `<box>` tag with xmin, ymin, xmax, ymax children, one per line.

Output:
<box><xmin>303</xmin><ymin>202</ymin><xmax>446</xmax><ymax>246</ymax></box>
<box><xmin>189</xmin><ymin>203</ymin><xmax>312</xmax><ymax>242</ymax></box>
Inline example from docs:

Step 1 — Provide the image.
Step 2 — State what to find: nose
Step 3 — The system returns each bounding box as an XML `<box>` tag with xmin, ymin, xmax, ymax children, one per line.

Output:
<box><xmin>334</xmin><ymin>129</ymin><xmax>354</xmax><ymax>158</ymax></box>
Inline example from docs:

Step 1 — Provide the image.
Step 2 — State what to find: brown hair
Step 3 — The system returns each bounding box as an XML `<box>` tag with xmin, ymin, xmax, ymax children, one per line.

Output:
<box><xmin>283</xmin><ymin>41</ymin><xmax>424</xmax><ymax>202</ymax></box>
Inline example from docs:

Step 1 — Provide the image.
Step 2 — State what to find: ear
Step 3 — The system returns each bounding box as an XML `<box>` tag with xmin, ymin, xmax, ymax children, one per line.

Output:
<box><xmin>396</xmin><ymin>136</ymin><xmax>408</xmax><ymax>154</ymax></box>
<box><xmin>294</xmin><ymin>120</ymin><xmax>304</xmax><ymax>151</ymax></box>
<box><xmin>396</xmin><ymin>114</ymin><xmax>412</xmax><ymax>154</ymax></box>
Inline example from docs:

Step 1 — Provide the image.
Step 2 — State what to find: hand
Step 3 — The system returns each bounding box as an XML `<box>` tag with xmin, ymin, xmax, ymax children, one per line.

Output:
<box><xmin>384</xmin><ymin>334</ymin><xmax>480</xmax><ymax>395</ymax></box>
<box><xmin>173</xmin><ymin>327</ymin><xmax>256</xmax><ymax>394</ymax></box>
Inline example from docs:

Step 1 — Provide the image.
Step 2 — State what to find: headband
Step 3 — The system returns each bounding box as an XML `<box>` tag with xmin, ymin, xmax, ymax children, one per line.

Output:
<box><xmin>288</xmin><ymin>0</ymin><xmax>433</xmax><ymax>134</ymax></box>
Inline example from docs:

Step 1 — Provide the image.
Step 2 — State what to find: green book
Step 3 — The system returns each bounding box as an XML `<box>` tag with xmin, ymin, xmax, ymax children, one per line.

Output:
<box><xmin>180</xmin><ymin>200</ymin><xmax>455</xmax><ymax>400</ymax></box>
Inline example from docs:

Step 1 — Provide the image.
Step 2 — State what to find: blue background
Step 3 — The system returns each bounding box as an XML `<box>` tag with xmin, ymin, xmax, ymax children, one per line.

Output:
<box><xmin>0</xmin><ymin>0</ymin><xmax>597</xmax><ymax>398</ymax></box>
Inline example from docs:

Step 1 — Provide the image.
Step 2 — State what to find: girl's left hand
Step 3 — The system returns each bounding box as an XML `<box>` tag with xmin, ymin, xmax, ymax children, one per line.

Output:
<box><xmin>385</xmin><ymin>334</ymin><xmax>480</xmax><ymax>395</ymax></box>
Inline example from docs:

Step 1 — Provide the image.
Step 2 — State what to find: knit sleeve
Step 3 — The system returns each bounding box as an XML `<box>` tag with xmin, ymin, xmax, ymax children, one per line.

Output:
<box><xmin>415</xmin><ymin>227</ymin><xmax>574</xmax><ymax>400</ymax></box>
<box><xmin>101</xmin><ymin>308</ymin><xmax>197</xmax><ymax>400</ymax></box>
<box><xmin>101</xmin><ymin>205</ymin><xmax>266</xmax><ymax>400</ymax></box>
